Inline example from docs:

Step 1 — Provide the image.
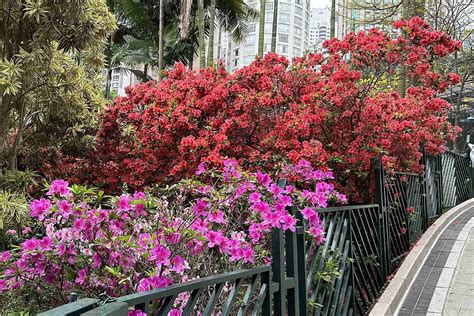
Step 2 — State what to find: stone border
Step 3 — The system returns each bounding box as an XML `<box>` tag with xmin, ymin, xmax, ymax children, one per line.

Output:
<box><xmin>426</xmin><ymin>217</ymin><xmax>474</xmax><ymax>314</ymax></box>
<box><xmin>369</xmin><ymin>198</ymin><xmax>474</xmax><ymax>316</ymax></box>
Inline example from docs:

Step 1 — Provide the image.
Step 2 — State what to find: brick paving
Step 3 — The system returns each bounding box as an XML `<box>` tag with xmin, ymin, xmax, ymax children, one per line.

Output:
<box><xmin>399</xmin><ymin>207</ymin><xmax>474</xmax><ymax>315</ymax></box>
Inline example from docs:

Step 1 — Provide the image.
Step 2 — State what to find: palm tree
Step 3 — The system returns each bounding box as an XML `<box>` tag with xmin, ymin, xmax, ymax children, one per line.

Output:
<box><xmin>271</xmin><ymin>0</ymin><xmax>278</xmax><ymax>52</ymax></box>
<box><xmin>158</xmin><ymin>0</ymin><xmax>164</xmax><ymax>79</ymax></box>
<box><xmin>197</xmin><ymin>0</ymin><xmax>206</xmax><ymax>68</ymax></box>
<box><xmin>207</xmin><ymin>0</ymin><xmax>217</xmax><ymax>65</ymax></box>
<box><xmin>258</xmin><ymin>0</ymin><xmax>266</xmax><ymax>57</ymax></box>
<box><xmin>330</xmin><ymin>0</ymin><xmax>336</xmax><ymax>38</ymax></box>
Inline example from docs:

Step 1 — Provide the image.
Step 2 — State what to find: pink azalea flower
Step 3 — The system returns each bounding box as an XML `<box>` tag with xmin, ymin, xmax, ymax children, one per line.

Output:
<box><xmin>0</xmin><ymin>251</ymin><xmax>11</xmax><ymax>263</ymax></box>
<box><xmin>29</xmin><ymin>198</ymin><xmax>51</xmax><ymax>220</ymax></box>
<box><xmin>206</xmin><ymin>230</ymin><xmax>225</xmax><ymax>248</ymax></box>
<box><xmin>0</xmin><ymin>279</ymin><xmax>7</xmax><ymax>292</ymax></box>
<box><xmin>208</xmin><ymin>210</ymin><xmax>226</xmax><ymax>224</ymax></box>
<box><xmin>22</xmin><ymin>239</ymin><xmax>40</xmax><ymax>252</ymax></box>
<box><xmin>149</xmin><ymin>244</ymin><xmax>171</xmax><ymax>266</ymax></box>
<box><xmin>116</xmin><ymin>195</ymin><xmax>131</xmax><ymax>211</ymax></box>
<box><xmin>57</xmin><ymin>200</ymin><xmax>73</xmax><ymax>219</ymax></box>
<box><xmin>75</xmin><ymin>268</ymin><xmax>87</xmax><ymax>285</ymax></box>
<box><xmin>248</xmin><ymin>192</ymin><xmax>262</xmax><ymax>204</ymax></box>
<box><xmin>171</xmin><ymin>256</ymin><xmax>190</xmax><ymax>274</ymax></box>
<box><xmin>47</xmin><ymin>180</ymin><xmax>71</xmax><ymax>197</ymax></box>
<box><xmin>92</xmin><ymin>252</ymin><xmax>102</xmax><ymax>269</ymax></box>
<box><xmin>133</xmin><ymin>191</ymin><xmax>146</xmax><ymax>200</ymax></box>
<box><xmin>282</xmin><ymin>214</ymin><xmax>297</xmax><ymax>232</ymax></box>
<box><xmin>195</xmin><ymin>162</ymin><xmax>207</xmax><ymax>175</ymax></box>
<box><xmin>193</xmin><ymin>199</ymin><xmax>208</xmax><ymax>216</ymax></box>
<box><xmin>170</xmin><ymin>309</ymin><xmax>182</xmax><ymax>316</ymax></box>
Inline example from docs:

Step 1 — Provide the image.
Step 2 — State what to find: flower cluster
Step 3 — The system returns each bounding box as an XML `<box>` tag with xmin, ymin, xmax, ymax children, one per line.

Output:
<box><xmin>0</xmin><ymin>161</ymin><xmax>343</xmax><ymax>313</ymax></box>
<box><xmin>51</xmin><ymin>18</ymin><xmax>460</xmax><ymax>202</ymax></box>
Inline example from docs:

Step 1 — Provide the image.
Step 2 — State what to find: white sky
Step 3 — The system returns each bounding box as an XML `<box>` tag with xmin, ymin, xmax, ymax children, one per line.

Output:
<box><xmin>311</xmin><ymin>0</ymin><xmax>331</xmax><ymax>9</ymax></box>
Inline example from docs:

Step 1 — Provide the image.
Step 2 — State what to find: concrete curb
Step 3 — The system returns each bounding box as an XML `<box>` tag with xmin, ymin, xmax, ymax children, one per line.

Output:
<box><xmin>369</xmin><ymin>198</ymin><xmax>474</xmax><ymax>316</ymax></box>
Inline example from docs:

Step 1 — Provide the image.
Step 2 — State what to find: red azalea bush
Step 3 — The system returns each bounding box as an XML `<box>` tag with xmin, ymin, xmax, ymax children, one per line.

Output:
<box><xmin>0</xmin><ymin>160</ymin><xmax>343</xmax><ymax>313</ymax></box>
<box><xmin>51</xmin><ymin>17</ymin><xmax>461</xmax><ymax>201</ymax></box>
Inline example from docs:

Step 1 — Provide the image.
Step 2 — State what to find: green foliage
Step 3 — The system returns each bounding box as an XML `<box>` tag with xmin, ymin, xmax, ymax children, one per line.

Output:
<box><xmin>0</xmin><ymin>0</ymin><xmax>116</xmax><ymax>171</ymax></box>
<box><xmin>307</xmin><ymin>249</ymin><xmax>344</xmax><ymax>313</ymax></box>
<box><xmin>3</xmin><ymin>169</ymin><xmax>39</xmax><ymax>194</ymax></box>
<box><xmin>0</xmin><ymin>191</ymin><xmax>29</xmax><ymax>231</ymax></box>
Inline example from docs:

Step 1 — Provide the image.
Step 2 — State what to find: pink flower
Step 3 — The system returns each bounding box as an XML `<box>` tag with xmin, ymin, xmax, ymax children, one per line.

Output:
<box><xmin>21</xmin><ymin>227</ymin><xmax>31</xmax><ymax>235</ymax></box>
<box><xmin>75</xmin><ymin>268</ymin><xmax>87</xmax><ymax>285</ymax></box>
<box><xmin>6</xmin><ymin>229</ymin><xmax>16</xmax><ymax>236</ymax></box>
<box><xmin>137</xmin><ymin>276</ymin><xmax>172</xmax><ymax>292</ymax></box>
<box><xmin>170</xmin><ymin>309</ymin><xmax>182</xmax><ymax>316</ymax></box>
<box><xmin>193</xmin><ymin>199</ymin><xmax>208</xmax><ymax>216</ymax></box>
<box><xmin>149</xmin><ymin>244</ymin><xmax>171</xmax><ymax>266</ymax></box>
<box><xmin>133</xmin><ymin>191</ymin><xmax>146</xmax><ymax>200</ymax></box>
<box><xmin>128</xmin><ymin>310</ymin><xmax>147</xmax><ymax>316</ymax></box>
<box><xmin>30</xmin><ymin>198</ymin><xmax>51</xmax><ymax>220</ymax></box>
<box><xmin>22</xmin><ymin>238</ymin><xmax>40</xmax><ymax>252</ymax></box>
<box><xmin>208</xmin><ymin>210</ymin><xmax>226</xmax><ymax>224</ymax></box>
<box><xmin>0</xmin><ymin>279</ymin><xmax>8</xmax><ymax>292</ymax></box>
<box><xmin>282</xmin><ymin>214</ymin><xmax>297</xmax><ymax>232</ymax></box>
<box><xmin>249</xmin><ymin>224</ymin><xmax>263</xmax><ymax>242</ymax></box>
<box><xmin>0</xmin><ymin>251</ymin><xmax>11</xmax><ymax>263</ymax></box>
<box><xmin>47</xmin><ymin>180</ymin><xmax>71</xmax><ymax>197</ymax></box>
<box><xmin>117</xmin><ymin>195</ymin><xmax>131</xmax><ymax>211</ymax></box>
<box><xmin>92</xmin><ymin>252</ymin><xmax>102</xmax><ymax>268</ymax></box>
<box><xmin>242</xmin><ymin>246</ymin><xmax>255</xmax><ymax>263</ymax></box>
<box><xmin>195</xmin><ymin>162</ymin><xmax>207</xmax><ymax>175</ymax></box>
<box><xmin>248</xmin><ymin>192</ymin><xmax>262</xmax><ymax>203</ymax></box>
<box><xmin>206</xmin><ymin>230</ymin><xmax>225</xmax><ymax>248</ymax></box>
<box><xmin>171</xmin><ymin>256</ymin><xmax>190</xmax><ymax>273</ymax></box>
<box><xmin>57</xmin><ymin>200</ymin><xmax>73</xmax><ymax>219</ymax></box>
<box><xmin>269</xmin><ymin>184</ymin><xmax>283</xmax><ymax>196</ymax></box>
<box><xmin>251</xmin><ymin>201</ymin><xmax>270</xmax><ymax>214</ymax></box>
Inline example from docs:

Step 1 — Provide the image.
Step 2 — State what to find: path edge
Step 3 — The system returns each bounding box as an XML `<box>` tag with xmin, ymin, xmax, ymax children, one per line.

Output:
<box><xmin>369</xmin><ymin>198</ymin><xmax>474</xmax><ymax>316</ymax></box>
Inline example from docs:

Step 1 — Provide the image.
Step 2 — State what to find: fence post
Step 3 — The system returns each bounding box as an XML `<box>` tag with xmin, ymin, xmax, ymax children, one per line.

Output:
<box><xmin>295</xmin><ymin>211</ymin><xmax>307</xmax><ymax>314</ymax></box>
<box><xmin>374</xmin><ymin>156</ymin><xmax>390</xmax><ymax>282</ymax></box>
<box><xmin>421</xmin><ymin>148</ymin><xmax>429</xmax><ymax>231</ymax></box>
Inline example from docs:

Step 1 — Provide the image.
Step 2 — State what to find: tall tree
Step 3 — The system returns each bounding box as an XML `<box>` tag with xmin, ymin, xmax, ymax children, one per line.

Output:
<box><xmin>330</xmin><ymin>0</ymin><xmax>336</xmax><ymax>38</ymax></box>
<box><xmin>198</xmin><ymin>0</ymin><xmax>206</xmax><ymax>68</ymax></box>
<box><xmin>0</xmin><ymin>0</ymin><xmax>115</xmax><ymax>172</ymax></box>
<box><xmin>258</xmin><ymin>0</ymin><xmax>266</xmax><ymax>57</ymax></box>
<box><xmin>158</xmin><ymin>0</ymin><xmax>165</xmax><ymax>79</ymax></box>
<box><xmin>426</xmin><ymin>0</ymin><xmax>473</xmax><ymax>151</ymax></box>
<box><xmin>271</xmin><ymin>0</ymin><xmax>278</xmax><ymax>51</ymax></box>
<box><xmin>207</xmin><ymin>0</ymin><xmax>217</xmax><ymax>65</ymax></box>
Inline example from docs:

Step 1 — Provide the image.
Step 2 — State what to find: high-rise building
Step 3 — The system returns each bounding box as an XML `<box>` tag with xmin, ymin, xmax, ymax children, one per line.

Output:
<box><xmin>309</xmin><ymin>7</ymin><xmax>330</xmax><ymax>51</ymax></box>
<box><xmin>227</xmin><ymin>0</ymin><xmax>311</xmax><ymax>71</ymax></box>
<box><xmin>336</xmin><ymin>0</ymin><xmax>400</xmax><ymax>39</ymax></box>
<box><xmin>105</xmin><ymin>65</ymin><xmax>157</xmax><ymax>97</ymax></box>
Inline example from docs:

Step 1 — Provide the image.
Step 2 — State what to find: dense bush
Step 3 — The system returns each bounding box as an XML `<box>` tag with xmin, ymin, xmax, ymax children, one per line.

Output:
<box><xmin>50</xmin><ymin>17</ymin><xmax>460</xmax><ymax>202</ymax></box>
<box><xmin>0</xmin><ymin>160</ymin><xmax>343</xmax><ymax>313</ymax></box>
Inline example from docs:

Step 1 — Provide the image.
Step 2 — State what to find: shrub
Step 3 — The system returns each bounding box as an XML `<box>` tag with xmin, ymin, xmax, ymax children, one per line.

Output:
<box><xmin>0</xmin><ymin>160</ymin><xmax>343</xmax><ymax>313</ymax></box>
<box><xmin>53</xmin><ymin>17</ymin><xmax>460</xmax><ymax>202</ymax></box>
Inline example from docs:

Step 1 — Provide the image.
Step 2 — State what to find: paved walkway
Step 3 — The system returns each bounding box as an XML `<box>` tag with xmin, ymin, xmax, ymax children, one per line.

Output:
<box><xmin>399</xmin><ymin>207</ymin><xmax>474</xmax><ymax>315</ymax></box>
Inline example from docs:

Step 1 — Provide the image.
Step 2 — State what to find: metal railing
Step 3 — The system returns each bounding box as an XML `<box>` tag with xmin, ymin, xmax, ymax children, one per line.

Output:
<box><xmin>40</xmin><ymin>152</ymin><xmax>473</xmax><ymax>315</ymax></box>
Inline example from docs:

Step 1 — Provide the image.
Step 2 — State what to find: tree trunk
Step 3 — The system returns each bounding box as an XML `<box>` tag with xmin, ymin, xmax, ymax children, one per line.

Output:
<box><xmin>158</xmin><ymin>0</ymin><xmax>164</xmax><ymax>80</ymax></box>
<box><xmin>105</xmin><ymin>67</ymin><xmax>112</xmax><ymax>99</ymax></box>
<box><xmin>217</xmin><ymin>20</ymin><xmax>222</xmax><ymax>60</ymax></box>
<box><xmin>257</xmin><ymin>0</ymin><xmax>266</xmax><ymax>57</ymax></box>
<box><xmin>0</xmin><ymin>97</ymin><xmax>11</xmax><ymax>160</ymax></box>
<box><xmin>207</xmin><ymin>0</ymin><xmax>216</xmax><ymax>65</ymax></box>
<box><xmin>453</xmin><ymin>76</ymin><xmax>467</xmax><ymax>153</ymax></box>
<box><xmin>198</xmin><ymin>0</ymin><xmax>206</xmax><ymax>68</ymax></box>
<box><xmin>330</xmin><ymin>0</ymin><xmax>336</xmax><ymax>38</ymax></box>
<box><xmin>270</xmin><ymin>0</ymin><xmax>278</xmax><ymax>52</ymax></box>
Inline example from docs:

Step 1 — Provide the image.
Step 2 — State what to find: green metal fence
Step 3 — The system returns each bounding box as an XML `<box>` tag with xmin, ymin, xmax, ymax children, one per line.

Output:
<box><xmin>40</xmin><ymin>152</ymin><xmax>473</xmax><ymax>316</ymax></box>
